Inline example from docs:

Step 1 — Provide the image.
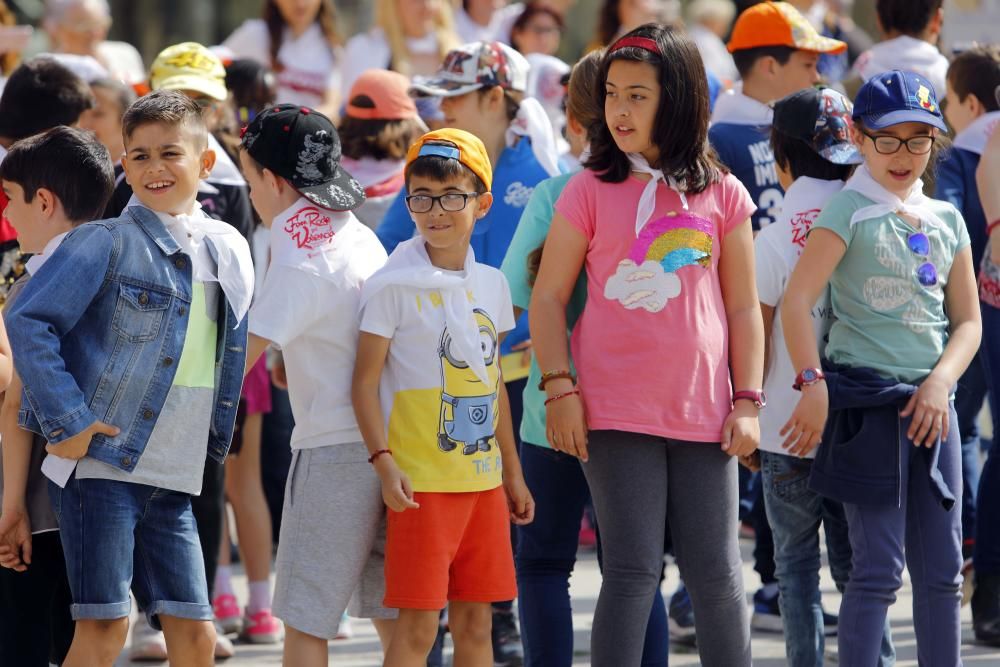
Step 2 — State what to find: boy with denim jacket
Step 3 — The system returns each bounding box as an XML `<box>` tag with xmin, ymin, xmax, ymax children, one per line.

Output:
<box><xmin>5</xmin><ymin>91</ymin><xmax>254</xmax><ymax>667</ymax></box>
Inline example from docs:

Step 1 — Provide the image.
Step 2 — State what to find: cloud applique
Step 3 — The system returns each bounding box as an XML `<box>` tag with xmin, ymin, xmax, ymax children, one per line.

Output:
<box><xmin>604</xmin><ymin>259</ymin><xmax>681</xmax><ymax>312</ymax></box>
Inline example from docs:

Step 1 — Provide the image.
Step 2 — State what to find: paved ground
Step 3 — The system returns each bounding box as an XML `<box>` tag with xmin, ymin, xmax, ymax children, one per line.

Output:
<box><xmin>113</xmin><ymin>535</ymin><xmax>1000</xmax><ymax>666</ymax></box>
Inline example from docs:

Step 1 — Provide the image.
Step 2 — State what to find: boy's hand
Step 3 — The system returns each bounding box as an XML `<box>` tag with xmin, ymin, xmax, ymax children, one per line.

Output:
<box><xmin>739</xmin><ymin>450</ymin><xmax>761</xmax><ymax>472</ymax></box>
<box><xmin>0</xmin><ymin>505</ymin><xmax>31</xmax><ymax>572</ymax></box>
<box><xmin>900</xmin><ymin>374</ymin><xmax>951</xmax><ymax>448</ymax></box>
<box><xmin>722</xmin><ymin>402</ymin><xmax>759</xmax><ymax>458</ymax></box>
<box><xmin>781</xmin><ymin>383</ymin><xmax>828</xmax><ymax>457</ymax></box>
<box><xmin>374</xmin><ymin>457</ymin><xmax>419</xmax><ymax>512</ymax></box>
<box><xmin>45</xmin><ymin>420</ymin><xmax>119</xmax><ymax>460</ymax></box>
<box><xmin>503</xmin><ymin>474</ymin><xmax>535</xmax><ymax>525</ymax></box>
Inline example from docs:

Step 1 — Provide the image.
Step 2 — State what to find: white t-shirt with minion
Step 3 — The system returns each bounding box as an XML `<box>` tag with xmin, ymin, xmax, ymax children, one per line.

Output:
<box><xmin>359</xmin><ymin>241</ymin><xmax>515</xmax><ymax>494</ymax></box>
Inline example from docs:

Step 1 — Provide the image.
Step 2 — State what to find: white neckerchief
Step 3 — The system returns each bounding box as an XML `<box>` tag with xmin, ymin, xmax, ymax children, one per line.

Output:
<box><xmin>627</xmin><ymin>153</ymin><xmax>689</xmax><ymax>236</ymax></box>
<box><xmin>360</xmin><ymin>237</ymin><xmax>489</xmax><ymax>385</ymax></box>
<box><xmin>843</xmin><ymin>165</ymin><xmax>947</xmax><ymax>230</ymax></box>
<box><xmin>24</xmin><ymin>232</ymin><xmax>69</xmax><ymax>275</ymax></box>
<box><xmin>127</xmin><ymin>196</ymin><xmax>255</xmax><ymax>323</ymax></box>
<box><xmin>710</xmin><ymin>87</ymin><xmax>774</xmax><ymax>127</ymax></box>
<box><xmin>268</xmin><ymin>197</ymin><xmax>354</xmax><ymax>278</ymax></box>
<box><xmin>339</xmin><ymin>156</ymin><xmax>405</xmax><ymax>190</ymax></box>
<box><xmin>505</xmin><ymin>97</ymin><xmax>562</xmax><ymax>177</ymax></box>
<box><xmin>953</xmin><ymin>111</ymin><xmax>1000</xmax><ymax>156</ymax></box>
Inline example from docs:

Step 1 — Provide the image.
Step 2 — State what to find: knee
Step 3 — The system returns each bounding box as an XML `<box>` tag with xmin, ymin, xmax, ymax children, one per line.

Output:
<box><xmin>75</xmin><ymin>618</ymin><xmax>129</xmax><ymax>658</ymax></box>
<box><xmin>449</xmin><ymin>605</ymin><xmax>493</xmax><ymax>647</ymax></box>
<box><xmin>392</xmin><ymin>613</ymin><xmax>440</xmax><ymax>655</ymax></box>
<box><xmin>168</xmin><ymin>619</ymin><xmax>216</xmax><ymax>655</ymax></box>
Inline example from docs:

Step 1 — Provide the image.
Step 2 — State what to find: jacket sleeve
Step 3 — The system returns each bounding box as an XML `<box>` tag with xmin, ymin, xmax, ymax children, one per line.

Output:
<box><xmin>374</xmin><ymin>189</ymin><xmax>416</xmax><ymax>254</ymax></box>
<box><xmin>6</xmin><ymin>224</ymin><xmax>115</xmax><ymax>442</ymax></box>
<box><xmin>934</xmin><ymin>149</ymin><xmax>966</xmax><ymax>214</ymax></box>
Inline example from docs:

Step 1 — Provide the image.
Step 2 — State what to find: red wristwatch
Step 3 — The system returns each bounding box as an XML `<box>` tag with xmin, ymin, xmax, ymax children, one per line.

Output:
<box><xmin>793</xmin><ymin>368</ymin><xmax>826</xmax><ymax>391</ymax></box>
<box><xmin>733</xmin><ymin>390</ymin><xmax>767</xmax><ymax>409</ymax></box>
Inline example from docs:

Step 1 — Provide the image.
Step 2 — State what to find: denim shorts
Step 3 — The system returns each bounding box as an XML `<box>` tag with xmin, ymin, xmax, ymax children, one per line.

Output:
<box><xmin>48</xmin><ymin>474</ymin><xmax>212</xmax><ymax>629</ymax></box>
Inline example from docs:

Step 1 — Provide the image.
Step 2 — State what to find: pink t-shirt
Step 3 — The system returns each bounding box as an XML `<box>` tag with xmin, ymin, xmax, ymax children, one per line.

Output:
<box><xmin>555</xmin><ymin>169</ymin><xmax>756</xmax><ymax>442</ymax></box>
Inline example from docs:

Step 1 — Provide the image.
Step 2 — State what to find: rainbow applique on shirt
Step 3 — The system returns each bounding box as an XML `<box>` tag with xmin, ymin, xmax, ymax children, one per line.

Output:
<box><xmin>605</xmin><ymin>211</ymin><xmax>714</xmax><ymax>312</ymax></box>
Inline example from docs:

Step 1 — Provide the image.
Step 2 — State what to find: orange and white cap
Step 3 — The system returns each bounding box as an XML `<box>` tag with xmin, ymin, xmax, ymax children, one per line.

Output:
<box><xmin>727</xmin><ymin>1</ymin><xmax>847</xmax><ymax>55</ymax></box>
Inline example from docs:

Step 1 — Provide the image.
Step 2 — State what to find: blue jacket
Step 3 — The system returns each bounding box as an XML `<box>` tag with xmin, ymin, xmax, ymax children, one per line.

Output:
<box><xmin>376</xmin><ymin>139</ymin><xmax>551</xmax><ymax>354</ymax></box>
<box><xmin>809</xmin><ymin>362</ymin><xmax>956</xmax><ymax>510</ymax></box>
<box><xmin>7</xmin><ymin>206</ymin><xmax>248</xmax><ymax>473</ymax></box>
<box><xmin>708</xmin><ymin>122</ymin><xmax>785</xmax><ymax>231</ymax></box>
<box><xmin>936</xmin><ymin>146</ymin><xmax>986</xmax><ymax>270</ymax></box>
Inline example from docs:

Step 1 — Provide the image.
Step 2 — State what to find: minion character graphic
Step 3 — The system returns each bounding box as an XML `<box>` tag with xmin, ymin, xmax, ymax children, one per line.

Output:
<box><xmin>437</xmin><ymin>309</ymin><xmax>500</xmax><ymax>456</ymax></box>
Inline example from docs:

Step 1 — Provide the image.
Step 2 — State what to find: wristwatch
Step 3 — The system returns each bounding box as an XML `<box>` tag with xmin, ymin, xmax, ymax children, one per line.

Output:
<box><xmin>733</xmin><ymin>390</ymin><xmax>767</xmax><ymax>409</ymax></box>
<box><xmin>793</xmin><ymin>368</ymin><xmax>826</xmax><ymax>391</ymax></box>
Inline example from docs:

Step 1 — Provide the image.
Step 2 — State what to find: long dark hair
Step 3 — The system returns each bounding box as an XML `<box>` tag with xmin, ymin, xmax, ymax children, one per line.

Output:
<box><xmin>586</xmin><ymin>24</ymin><xmax>722</xmax><ymax>194</ymax></box>
<box><xmin>596</xmin><ymin>0</ymin><xmax>623</xmax><ymax>47</ymax></box>
<box><xmin>263</xmin><ymin>0</ymin><xmax>340</xmax><ymax>72</ymax></box>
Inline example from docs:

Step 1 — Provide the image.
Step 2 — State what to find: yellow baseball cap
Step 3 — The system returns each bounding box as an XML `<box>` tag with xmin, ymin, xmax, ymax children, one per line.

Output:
<box><xmin>405</xmin><ymin>128</ymin><xmax>493</xmax><ymax>191</ymax></box>
<box><xmin>727</xmin><ymin>1</ymin><xmax>847</xmax><ymax>55</ymax></box>
<box><xmin>150</xmin><ymin>42</ymin><xmax>228</xmax><ymax>101</ymax></box>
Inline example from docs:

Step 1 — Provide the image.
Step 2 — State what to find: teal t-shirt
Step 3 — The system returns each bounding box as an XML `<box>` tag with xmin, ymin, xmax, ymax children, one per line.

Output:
<box><xmin>500</xmin><ymin>173</ymin><xmax>588</xmax><ymax>448</ymax></box>
<box><xmin>814</xmin><ymin>189</ymin><xmax>970</xmax><ymax>383</ymax></box>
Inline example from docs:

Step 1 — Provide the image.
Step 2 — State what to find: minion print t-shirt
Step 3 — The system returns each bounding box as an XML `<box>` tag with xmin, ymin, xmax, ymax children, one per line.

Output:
<box><xmin>359</xmin><ymin>262</ymin><xmax>515</xmax><ymax>493</ymax></box>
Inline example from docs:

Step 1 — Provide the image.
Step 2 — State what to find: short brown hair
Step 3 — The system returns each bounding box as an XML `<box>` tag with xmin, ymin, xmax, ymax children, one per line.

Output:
<box><xmin>338</xmin><ymin>99</ymin><xmax>426</xmax><ymax>161</ymax></box>
<box><xmin>947</xmin><ymin>46</ymin><xmax>1000</xmax><ymax>113</ymax></box>
<box><xmin>122</xmin><ymin>90</ymin><xmax>208</xmax><ymax>144</ymax></box>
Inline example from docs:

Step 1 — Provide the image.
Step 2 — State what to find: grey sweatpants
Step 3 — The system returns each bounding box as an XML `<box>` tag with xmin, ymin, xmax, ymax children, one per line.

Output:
<box><xmin>582</xmin><ymin>430</ymin><xmax>750</xmax><ymax>667</ymax></box>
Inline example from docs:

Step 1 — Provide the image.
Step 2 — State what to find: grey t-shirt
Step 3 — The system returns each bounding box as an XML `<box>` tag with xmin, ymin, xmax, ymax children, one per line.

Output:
<box><xmin>1</xmin><ymin>276</ymin><xmax>59</xmax><ymax>534</ymax></box>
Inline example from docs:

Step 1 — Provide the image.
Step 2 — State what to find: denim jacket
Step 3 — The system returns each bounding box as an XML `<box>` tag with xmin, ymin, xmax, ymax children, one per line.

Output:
<box><xmin>7</xmin><ymin>206</ymin><xmax>248</xmax><ymax>473</ymax></box>
<box><xmin>809</xmin><ymin>362</ymin><xmax>956</xmax><ymax>510</ymax></box>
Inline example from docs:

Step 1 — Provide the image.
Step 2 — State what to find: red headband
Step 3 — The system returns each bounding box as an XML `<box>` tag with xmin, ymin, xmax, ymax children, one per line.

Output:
<box><xmin>609</xmin><ymin>36</ymin><xmax>660</xmax><ymax>55</ymax></box>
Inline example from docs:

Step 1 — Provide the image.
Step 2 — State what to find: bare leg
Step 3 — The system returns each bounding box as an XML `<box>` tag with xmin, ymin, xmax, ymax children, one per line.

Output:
<box><xmin>384</xmin><ymin>609</ymin><xmax>440</xmax><ymax>667</ymax></box>
<box><xmin>225</xmin><ymin>413</ymin><xmax>274</xmax><ymax>587</ymax></box>
<box><xmin>449</xmin><ymin>601</ymin><xmax>493</xmax><ymax>667</ymax></box>
<box><xmin>373</xmin><ymin>617</ymin><xmax>396</xmax><ymax>652</ymax></box>
<box><xmin>282</xmin><ymin>624</ymin><xmax>329</xmax><ymax>667</ymax></box>
<box><xmin>62</xmin><ymin>618</ymin><xmax>129</xmax><ymax>667</ymax></box>
<box><xmin>159</xmin><ymin>616</ymin><xmax>215</xmax><ymax>667</ymax></box>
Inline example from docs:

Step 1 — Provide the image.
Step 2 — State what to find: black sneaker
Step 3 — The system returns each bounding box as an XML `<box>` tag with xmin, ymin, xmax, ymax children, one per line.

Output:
<box><xmin>973</xmin><ymin>574</ymin><xmax>1000</xmax><ymax>646</ymax></box>
<box><xmin>751</xmin><ymin>587</ymin><xmax>783</xmax><ymax>633</ymax></box>
<box><xmin>822</xmin><ymin>608</ymin><xmax>838</xmax><ymax>636</ymax></box>
<box><xmin>492</xmin><ymin>608</ymin><xmax>524</xmax><ymax>667</ymax></box>
<box><xmin>668</xmin><ymin>584</ymin><xmax>697</xmax><ymax>647</ymax></box>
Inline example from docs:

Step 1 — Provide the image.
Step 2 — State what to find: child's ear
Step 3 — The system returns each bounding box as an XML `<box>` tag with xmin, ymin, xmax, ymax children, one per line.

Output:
<box><xmin>475</xmin><ymin>192</ymin><xmax>494</xmax><ymax>219</ymax></box>
<box><xmin>34</xmin><ymin>188</ymin><xmax>58</xmax><ymax>219</ymax></box>
<box><xmin>262</xmin><ymin>168</ymin><xmax>284</xmax><ymax>196</ymax></box>
<box><xmin>199</xmin><ymin>147</ymin><xmax>217</xmax><ymax>180</ymax></box>
<box><xmin>850</xmin><ymin>125</ymin><xmax>865</xmax><ymax>148</ymax></box>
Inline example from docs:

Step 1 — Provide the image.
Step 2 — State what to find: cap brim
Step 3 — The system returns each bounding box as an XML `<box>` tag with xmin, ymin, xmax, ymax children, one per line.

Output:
<box><xmin>859</xmin><ymin>109</ymin><xmax>948</xmax><ymax>133</ymax></box>
<box><xmin>817</xmin><ymin>142</ymin><xmax>864</xmax><ymax>165</ymax></box>
<box><xmin>409</xmin><ymin>78</ymin><xmax>483</xmax><ymax>98</ymax></box>
<box><xmin>295</xmin><ymin>165</ymin><xmax>366</xmax><ymax>212</ymax></box>
<box><xmin>156</xmin><ymin>75</ymin><xmax>228</xmax><ymax>101</ymax></box>
<box><xmin>797</xmin><ymin>35</ymin><xmax>848</xmax><ymax>55</ymax></box>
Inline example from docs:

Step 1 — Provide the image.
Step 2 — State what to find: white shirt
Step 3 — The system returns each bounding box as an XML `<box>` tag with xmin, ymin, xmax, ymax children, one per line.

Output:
<box><xmin>341</xmin><ymin>27</ymin><xmax>441</xmax><ymax>99</ymax></box>
<box><xmin>755</xmin><ymin>177</ymin><xmax>845</xmax><ymax>455</ymax></box>
<box><xmin>222</xmin><ymin>19</ymin><xmax>342</xmax><ymax>109</ymax></box>
<box><xmin>689</xmin><ymin>24</ymin><xmax>738</xmax><ymax>85</ymax></box>
<box><xmin>454</xmin><ymin>3</ymin><xmax>524</xmax><ymax>44</ymax></box>
<box><xmin>248</xmin><ymin>198</ymin><xmax>387</xmax><ymax>449</ymax></box>
<box><xmin>853</xmin><ymin>35</ymin><xmax>949</xmax><ymax>97</ymax></box>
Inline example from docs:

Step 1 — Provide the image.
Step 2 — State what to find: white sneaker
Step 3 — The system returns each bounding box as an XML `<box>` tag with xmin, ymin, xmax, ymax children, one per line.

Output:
<box><xmin>214</xmin><ymin>630</ymin><xmax>235</xmax><ymax>660</ymax></box>
<box><xmin>334</xmin><ymin>613</ymin><xmax>354</xmax><ymax>640</ymax></box>
<box><xmin>129</xmin><ymin>614</ymin><xmax>168</xmax><ymax>662</ymax></box>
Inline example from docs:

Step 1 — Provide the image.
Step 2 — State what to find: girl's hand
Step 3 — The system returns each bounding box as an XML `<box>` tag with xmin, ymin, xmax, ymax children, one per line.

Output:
<box><xmin>0</xmin><ymin>504</ymin><xmax>31</xmax><ymax>572</ymax></box>
<box><xmin>504</xmin><ymin>474</ymin><xmax>535</xmax><ymax>525</ymax></box>
<box><xmin>900</xmin><ymin>374</ymin><xmax>951</xmax><ymax>447</ymax></box>
<box><xmin>781</xmin><ymin>383</ymin><xmax>828</xmax><ymax>457</ymax></box>
<box><xmin>545</xmin><ymin>384</ymin><xmax>588</xmax><ymax>462</ymax></box>
<box><xmin>374</xmin><ymin>457</ymin><xmax>419</xmax><ymax>512</ymax></box>
<box><xmin>722</xmin><ymin>402</ymin><xmax>760</xmax><ymax>458</ymax></box>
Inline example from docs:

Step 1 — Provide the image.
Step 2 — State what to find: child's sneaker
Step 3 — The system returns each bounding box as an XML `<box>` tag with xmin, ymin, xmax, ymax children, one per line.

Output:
<box><xmin>491</xmin><ymin>607</ymin><xmax>524</xmax><ymax>666</ymax></box>
<box><xmin>129</xmin><ymin>613</ymin><xmax>169</xmax><ymax>662</ymax></box>
<box><xmin>334</xmin><ymin>612</ymin><xmax>354</xmax><ymax>640</ymax></box>
<box><xmin>240</xmin><ymin>607</ymin><xmax>283</xmax><ymax>644</ymax></box>
<box><xmin>750</xmin><ymin>586</ymin><xmax>783</xmax><ymax>633</ymax></box>
<box><xmin>668</xmin><ymin>584</ymin><xmax>697</xmax><ymax>647</ymax></box>
<box><xmin>214</xmin><ymin>628</ymin><xmax>235</xmax><ymax>659</ymax></box>
<box><xmin>213</xmin><ymin>593</ymin><xmax>242</xmax><ymax>635</ymax></box>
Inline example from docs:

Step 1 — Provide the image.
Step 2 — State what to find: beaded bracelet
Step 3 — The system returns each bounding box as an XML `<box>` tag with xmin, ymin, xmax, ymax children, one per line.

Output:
<box><xmin>538</xmin><ymin>370</ymin><xmax>576</xmax><ymax>391</ymax></box>
<box><xmin>988</xmin><ymin>218</ymin><xmax>1000</xmax><ymax>236</ymax></box>
<box><xmin>544</xmin><ymin>388</ymin><xmax>581</xmax><ymax>406</ymax></box>
<box><xmin>367</xmin><ymin>449</ymin><xmax>392</xmax><ymax>464</ymax></box>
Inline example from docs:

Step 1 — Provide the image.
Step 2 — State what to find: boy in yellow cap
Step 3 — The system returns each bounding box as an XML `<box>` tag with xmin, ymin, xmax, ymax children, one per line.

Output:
<box><xmin>352</xmin><ymin>128</ymin><xmax>534</xmax><ymax>666</ymax></box>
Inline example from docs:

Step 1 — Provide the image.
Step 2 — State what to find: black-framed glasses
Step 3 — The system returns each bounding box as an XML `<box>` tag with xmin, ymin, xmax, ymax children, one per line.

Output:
<box><xmin>861</xmin><ymin>131</ymin><xmax>935</xmax><ymax>155</ymax></box>
<box><xmin>405</xmin><ymin>192</ymin><xmax>479</xmax><ymax>214</ymax></box>
<box><xmin>907</xmin><ymin>231</ymin><xmax>938</xmax><ymax>287</ymax></box>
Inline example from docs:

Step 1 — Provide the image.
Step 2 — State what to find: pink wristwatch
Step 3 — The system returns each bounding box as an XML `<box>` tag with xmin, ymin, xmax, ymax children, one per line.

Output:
<box><xmin>733</xmin><ymin>390</ymin><xmax>767</xmax><ymax>409</ymax></box>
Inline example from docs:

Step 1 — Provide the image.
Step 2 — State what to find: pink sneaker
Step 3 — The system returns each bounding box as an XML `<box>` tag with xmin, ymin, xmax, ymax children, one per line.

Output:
<box><xmin>240</xmin><ymin>607</ymin><xmax>283</xmax><ymax>644</ymax></box>
<box><xmin>213</xmin><ymin>593</ymin><xmax>242</xmax><ymax>635</ymax></box>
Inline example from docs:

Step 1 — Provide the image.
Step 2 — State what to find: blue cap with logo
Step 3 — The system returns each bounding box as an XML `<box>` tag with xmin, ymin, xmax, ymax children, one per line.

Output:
<box><xmin>852</xmin><ymin>70</ymin><xmax>947</xmax><ymax>133</ymax></box>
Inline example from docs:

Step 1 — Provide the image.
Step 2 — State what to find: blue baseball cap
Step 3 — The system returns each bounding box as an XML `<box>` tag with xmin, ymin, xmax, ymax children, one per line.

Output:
<box><xmin>852</xmin><ymin>70</ymin><xmax>947</xmax><ymax>133</ymax></box>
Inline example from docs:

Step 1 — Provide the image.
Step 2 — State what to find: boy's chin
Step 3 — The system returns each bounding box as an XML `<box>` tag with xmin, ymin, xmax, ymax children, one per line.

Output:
<box><xmin>133</xmin><ymin>191</ymin><xmax>196</xmax><ymax>216</ymax></box>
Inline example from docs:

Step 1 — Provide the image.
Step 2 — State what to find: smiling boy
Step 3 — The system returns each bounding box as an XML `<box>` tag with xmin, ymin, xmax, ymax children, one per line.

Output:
<box><xmin>5</xmin><ymin>91</ymin><xmax>254</xmax><ymax>667</ymax></box>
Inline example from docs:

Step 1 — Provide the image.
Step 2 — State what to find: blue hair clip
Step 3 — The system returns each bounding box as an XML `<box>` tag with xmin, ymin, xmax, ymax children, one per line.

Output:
<box><xmin>417</xmin><ymin>144</ymin><xmax>461</xmax><ymax>161</ymax></box>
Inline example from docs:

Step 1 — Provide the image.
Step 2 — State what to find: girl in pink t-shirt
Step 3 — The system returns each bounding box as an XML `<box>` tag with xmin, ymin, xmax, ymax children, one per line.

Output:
<box><xmin>529</xmin><ymin>24</ymin><xmax>764</xmax><ymax>667</ymax></box>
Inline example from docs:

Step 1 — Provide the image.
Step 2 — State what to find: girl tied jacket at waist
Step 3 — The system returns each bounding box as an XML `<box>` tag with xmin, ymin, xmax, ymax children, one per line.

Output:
<box><xmin>809</xmin><ymin>361</ymin><xmax>956</xmax><ymax>510</ymax></box>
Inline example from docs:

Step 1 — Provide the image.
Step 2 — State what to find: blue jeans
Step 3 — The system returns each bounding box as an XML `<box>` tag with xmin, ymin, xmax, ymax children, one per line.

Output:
<box><xmin>760</xmin><ymin>451</ymin><xmax>895</xmax><ymax>667</ymax></box>
<box><xmin>515</xmin><ymin>443</ymin><xmax>668</xmax><ymax>667</ymax></box>
<box><xmin>955</xmin><ymin>352</ymin><xmax>986</xmax><ymax>546</ymax></box>
<box><xmin>976</xmin><ymin>302</ymin><xmax>1000</xmax><ymax>575</ymax></box>
<box><xmin>839</xmin><ymin>410</ymin><xmax>963</xmax><ymax>666</ymax></box>
<box><xmin>49</xmin><ymin>474</ymin><xmax>212</xmax><ymax>629</ymax></box>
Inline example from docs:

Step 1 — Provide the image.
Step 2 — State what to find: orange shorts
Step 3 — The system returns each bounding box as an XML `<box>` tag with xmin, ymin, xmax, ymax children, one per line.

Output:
<box><xmin>384</xmin><ymin>485</ymin><xmax>517</xmax><ymax>610</ymax></box>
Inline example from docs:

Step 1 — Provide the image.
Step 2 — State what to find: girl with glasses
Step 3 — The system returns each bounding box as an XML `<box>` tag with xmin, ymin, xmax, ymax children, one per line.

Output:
<box><xmin>781</xmin><ymin>70</ymin><xmax>981</xmax><ymax>665</ymax></box>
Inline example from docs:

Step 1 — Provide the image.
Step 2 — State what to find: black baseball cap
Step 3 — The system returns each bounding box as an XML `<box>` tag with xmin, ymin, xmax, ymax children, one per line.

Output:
<box><xmin>773</xmin><ymin>87</ymin><xmax>863</xmax><ymax>165</ymax></box>
<box><xmin>240</xmin><ymin>103</ymin><xmax>365</xmax><ymax>211</ymax></box>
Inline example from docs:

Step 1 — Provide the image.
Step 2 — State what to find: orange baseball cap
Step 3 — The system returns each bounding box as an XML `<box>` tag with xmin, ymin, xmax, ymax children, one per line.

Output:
<box><xmin>345</xmin><ymin>69</ymin><xmax>420</xmax><ymax>121</ymax></box>
<box><xmin>405</xmin><ymin>128</ymin><xmax>493</xmax><ymax>191</ymax></box>
<box><xmin>727</xmin><ymin>1</ymin><xmax>847</xmax><ymax>55</ymax></box>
